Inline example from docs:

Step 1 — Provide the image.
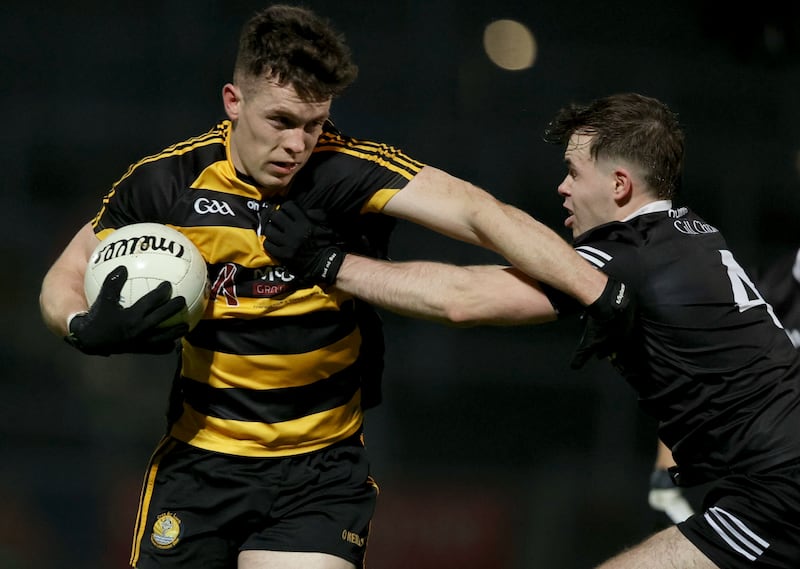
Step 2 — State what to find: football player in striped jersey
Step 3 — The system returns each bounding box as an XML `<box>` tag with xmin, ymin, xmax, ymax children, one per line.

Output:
<box><xmin>270</xmin><ymin>93</ymin><xmax>800</xmax><ymax>569</ymax></box>
<box><xmin>39</xmin><ymin>5</ymin><xmax>621</xmax><ymax>569</ymax></box>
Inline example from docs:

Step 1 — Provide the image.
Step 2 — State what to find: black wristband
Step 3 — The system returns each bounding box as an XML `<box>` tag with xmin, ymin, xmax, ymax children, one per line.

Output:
<box><xmin>64</xmin><ymin>312</ymin><xmax>110</xmax><ymax>356</ymax></box>
<box><xmin>587</xmin><ymin>278</ymin><xmax>629</xmax><ymax>322</ymax></box>
<box><xmin>314</xmin><ymin>246</ymin><xmax>344</xmax><ymax>284</ymax></box>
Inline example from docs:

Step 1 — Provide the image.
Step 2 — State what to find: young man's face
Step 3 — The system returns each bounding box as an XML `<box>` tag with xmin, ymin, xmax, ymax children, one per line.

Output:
<box><xmin>557</xmin><ymin>132</ymin><xmax>620</xmax><ymax>239</ymax></box>
<box><xmin>224</xmin><ymin>76</ymin><xmax>331</xmax><ymax>192</ymax></box>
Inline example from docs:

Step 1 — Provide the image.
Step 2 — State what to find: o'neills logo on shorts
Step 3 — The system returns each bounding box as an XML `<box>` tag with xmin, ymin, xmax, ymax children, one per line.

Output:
<box><xmin>341</xmin><ymin>529</ymin><xmax>365</xmax><ymax>548</ymax></box>
<box><xmin>151</xmin><ymin>512</ymin><xmax>182</xmax><ymax>549</ymax></box>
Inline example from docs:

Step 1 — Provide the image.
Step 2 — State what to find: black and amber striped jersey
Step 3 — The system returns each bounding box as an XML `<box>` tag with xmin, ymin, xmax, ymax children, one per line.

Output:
<box><xmin>91</xmin><ymin>120</ymin><xmax>424</xmax><ymax>457</ymax></box>
<box><xmin>570</xmin><ymin>201</ymin><xmax>800</xmax><ymax>485</ymax></box>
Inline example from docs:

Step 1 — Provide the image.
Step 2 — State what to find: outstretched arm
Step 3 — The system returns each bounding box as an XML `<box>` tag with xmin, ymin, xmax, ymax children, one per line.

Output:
<box><xmin>263</xmin><ymin>174</ymin><xmax>635</xmax><ymax>367</ymax></box>
<box><xmin>382</xmin><ymin>166</ymin><xmax>606</xmax><ymax>306</ymax></box>
<box><xmin>334</xmin><ymin>254</ymin><xmax>558</xmax><ymax>326</ymax></box>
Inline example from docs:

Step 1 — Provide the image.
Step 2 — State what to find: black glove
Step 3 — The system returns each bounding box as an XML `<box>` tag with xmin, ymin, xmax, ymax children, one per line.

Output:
<box><xmin>262</xmin><ymin>200</ymin><xmax>344</xmax><ymax>284</ymax></box>
<box><xmin>570</xmin><ymin>277</ymin><xmax>635</xmax><ymax>369</ymax></box>
<box><xmin>65</xmin><ymin>265</ymin><xmax>189</xmax><ymax>356</ymax></box>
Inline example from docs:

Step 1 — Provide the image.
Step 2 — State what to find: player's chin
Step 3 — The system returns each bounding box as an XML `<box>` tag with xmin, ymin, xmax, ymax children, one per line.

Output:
<box><xmin>565</xmin><ymin>220</ymin><xmax>582</xmax><ymax>240</ymax></box>
<box><xmin>256</xmin><ymin>169</ymin><xmax>298</xmax><ymax>190</ymax></box>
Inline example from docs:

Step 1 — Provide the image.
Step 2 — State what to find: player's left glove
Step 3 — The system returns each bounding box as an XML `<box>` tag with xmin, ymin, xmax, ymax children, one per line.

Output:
<box><xmin>648</xmin><ymin>468</ymin><xmax>695</xmax><ymax>524</ymax></box>
<box><xmin>261</xmin><ymin>200</ymin><xmax>345</xmax><ymax>284</ymax></box>
<box><xmin>570</xmin><ymin>277</ymin><xmax>635</xmax><ymax>369</ymax></box>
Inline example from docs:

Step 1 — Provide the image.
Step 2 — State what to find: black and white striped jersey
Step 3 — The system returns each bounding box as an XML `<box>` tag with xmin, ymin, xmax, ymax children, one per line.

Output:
<box><xmin>572</xmin><ymin>202</ymin><xmax>800</xmax><ymax>485</ymax></box>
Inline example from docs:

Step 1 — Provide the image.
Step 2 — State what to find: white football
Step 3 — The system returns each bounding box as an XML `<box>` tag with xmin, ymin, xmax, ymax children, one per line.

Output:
<box><xmin>84</xmin><ymin>222</ymin><xmax>210</xmax><ymax>330</ymax></box>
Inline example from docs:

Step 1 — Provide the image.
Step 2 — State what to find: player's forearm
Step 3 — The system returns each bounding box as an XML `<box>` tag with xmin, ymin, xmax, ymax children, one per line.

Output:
<box><xmin>334</xmin><ymin>255</ymin><xmax>556</xmax><ymax>325</ymax></box>
<box><xmin>40</xmin><ymin>263</ymin><xmax>90</xmax><ymax>337</ymax></box>
<box><xmin>384</xmin><ymin>167</ymin><xmax>606</xmax><ymax>306</ymax></box>
<box><xmin>40</xmin><ymin>222</ymin><xmax>97</xmax><ymax>337</ymax></box>
<box><xmin>334</xmin><ymin>255</ymin><xmax>468</xmax><ymax>324</ymax></box>
<box><xmin>472</xmin><ymin>198</ymin><xmax>607</xmax><ymax>306</ymax></box>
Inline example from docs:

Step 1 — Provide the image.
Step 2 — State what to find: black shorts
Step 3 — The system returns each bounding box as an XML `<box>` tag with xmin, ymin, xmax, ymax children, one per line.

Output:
<box><xmin>129</xmin><ymin>432</ymin><xmax>377</xmax><ymax>569</ymax></box>
<box><xmin>678</xmin><ymin>461</ymin><xmax>800</xmax><ymax>568</ymax></box>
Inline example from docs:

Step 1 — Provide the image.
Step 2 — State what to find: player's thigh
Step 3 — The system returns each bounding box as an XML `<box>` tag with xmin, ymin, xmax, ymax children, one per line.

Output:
<box><xmin>596</xmin><ymin>526</ymin><xmax>720</xmax><ymax>569</ymax></box>
<box><xmin>238</xmin><ymin>550</ymin><xmax>356</xmax><ymax>569</ymax></box>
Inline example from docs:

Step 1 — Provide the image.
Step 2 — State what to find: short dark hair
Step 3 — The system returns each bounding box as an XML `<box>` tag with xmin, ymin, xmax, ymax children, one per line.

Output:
<box><xmin>544</xmin><ymin>93</ymin><xmax>684</xmax><ymax>199</ymax></box>
<box><xmin>234</xmin><ymin>4</ymin><xmax>358</xmax><ymax>101</ymax></box>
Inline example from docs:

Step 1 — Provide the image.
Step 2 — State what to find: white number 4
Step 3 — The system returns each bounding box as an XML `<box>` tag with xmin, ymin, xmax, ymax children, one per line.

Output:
<box><xmin>720</xmin><ymin>249</ymin><xmax>783</xmax><ymax>329</ymax></box>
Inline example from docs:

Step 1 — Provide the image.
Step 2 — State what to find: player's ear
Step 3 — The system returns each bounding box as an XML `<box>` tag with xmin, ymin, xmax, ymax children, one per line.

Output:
<box><xmin>612</xmin><ymin>167</ymin><xmax>634</xmax><ymax>203</ymax></box>
<box><xmin>222</xmin><ymin>83</ymin><xmax>242</xmax><ymax>121</ymax></box>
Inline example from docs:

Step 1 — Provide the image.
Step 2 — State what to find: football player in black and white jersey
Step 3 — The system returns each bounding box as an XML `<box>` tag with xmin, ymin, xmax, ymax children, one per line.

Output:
<box><xmin>38</xmin><ymin>6</ymin><xmax>629</xmax><ymax>569</ymax></box>
<box><xmin>269</xmin><ymin>93</ymin><xmax>800</xmax><ymax>568</ymax></box>
<box><xmin>648</xmin><ymin>246</ymin><xmax>800</xmax><ymax>530</ymax></box>
<box><xmin>647</xmin><ymin>248</ymin><xmax>800</xmax><ymax>529</ymax></box>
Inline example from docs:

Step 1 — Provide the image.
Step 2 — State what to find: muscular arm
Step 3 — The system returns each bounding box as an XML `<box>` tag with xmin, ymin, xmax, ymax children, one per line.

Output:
<box><xmin>39</xmin><ymin>222</ymin><xmax>99</xmax><ymax>337</ymax></box>
<box><xmin>334</xmin><ymin>254</ymin><xmax>558</xmax><ymax>326</ymax></box>
<box><xmin>382</xmin><ymin>165</ymin><xmax>606</xmax><ymax>306</ymax></box>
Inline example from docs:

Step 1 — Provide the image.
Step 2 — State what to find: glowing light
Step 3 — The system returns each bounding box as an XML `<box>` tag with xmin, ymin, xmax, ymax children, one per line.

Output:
<box><xmin>483</xmin><ymin>19</ymin><xmax>537</xmax><ymax>71</ymax></box>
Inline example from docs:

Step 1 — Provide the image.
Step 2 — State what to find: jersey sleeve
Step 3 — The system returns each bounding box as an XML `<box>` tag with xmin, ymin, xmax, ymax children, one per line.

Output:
<box><xmin>91</xmin><ymin>123</ymin><xmax>228</xmax><ymax>235</ymax></box>
<box><xmin>573</xmin><ymin>221</ymin><xmax>646</xmax><ymax>290</ymax></box>
<box><xmin>292</xmin><ymin>131</ymin><xmax>424</xmax><ymax>216</ymax></box>
<box><xmin>290</xmin><ymin>131</ymin><xmax>425</xmax><ymax>259</ymax></box>
<box><xmin>92</xmin><ymin>163</ymin><xmax>178</xmax><ymax>233</ymax></box>
<box><xmin>541</xmin><ymin>222</ymin><xmax>645</xmax><ymax>318</ymax></box>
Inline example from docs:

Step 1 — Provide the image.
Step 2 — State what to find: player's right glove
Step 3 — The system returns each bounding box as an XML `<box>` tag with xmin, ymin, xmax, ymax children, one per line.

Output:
<box><xmin>570</xmin><ymin>277</ymin><xmax>635</xmax><ymax>369</ymax></box>
<box><xmin>64</xmin><ymin>265</ymin><xmax>189</xmax><ymax>356</ymax></box>
<box><xmin>648</xmin><ymin>468</ymin><xmax>695</xmax><ymax>524</ymax></box>
<box><xmin>261</xmin><ymin>200</ymin><xmax>345</xmax><ymax>285</ymax></box>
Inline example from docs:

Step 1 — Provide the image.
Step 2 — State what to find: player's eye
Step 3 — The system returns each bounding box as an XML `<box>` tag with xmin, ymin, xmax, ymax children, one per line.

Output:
<box><xmin>304</xmin><ymin>120</ymin><xmax>325</xmax><ymax>134</ymax></box>
<box><xmin>268</xmin><ymin>116</ymin><xmax>293</xmax><ymax>129</ymax></box>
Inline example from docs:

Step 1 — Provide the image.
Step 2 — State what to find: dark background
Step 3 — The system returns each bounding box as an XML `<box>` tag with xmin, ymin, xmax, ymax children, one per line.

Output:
<box><xmin>3</xmin><ymin>1</ymin><xmax>800</xmax><ymax>567</ymax></box>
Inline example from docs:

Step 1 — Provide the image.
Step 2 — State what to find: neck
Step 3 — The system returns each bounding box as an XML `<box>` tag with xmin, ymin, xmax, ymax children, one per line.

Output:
<box><xmin>621</xmin><ymin>199</ymin><xmax>673</xmax><ymax>221</ymax></box>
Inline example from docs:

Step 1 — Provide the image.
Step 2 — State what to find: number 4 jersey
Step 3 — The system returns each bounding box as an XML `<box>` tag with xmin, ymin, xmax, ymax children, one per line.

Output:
<box><xmin>572</xmin><ymin>201</ymin><xmax>800</xmax><ymax>485</ymax></box>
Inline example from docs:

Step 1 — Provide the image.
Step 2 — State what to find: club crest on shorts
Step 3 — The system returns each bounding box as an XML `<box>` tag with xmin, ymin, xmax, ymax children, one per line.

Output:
<box><xmin>151</xmin><ymin>512</ymin><xmax>182</xmax><ymax>549</ymax></box>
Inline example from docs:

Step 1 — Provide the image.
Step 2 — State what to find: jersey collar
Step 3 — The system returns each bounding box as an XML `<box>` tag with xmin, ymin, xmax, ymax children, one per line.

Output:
<box><xmin>622</xmin><ymin>200</ymin><xmax>673</xmax><ymax>222</ymax></box>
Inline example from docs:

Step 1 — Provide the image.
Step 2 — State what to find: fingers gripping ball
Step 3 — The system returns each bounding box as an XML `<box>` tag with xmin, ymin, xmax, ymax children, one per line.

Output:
<box><xmin>84</xmin><ymin>223</ymin><xmax>210</xmax><ymax>330</ymax></box>
<box><xmin>68</xmin><ymin>266</ymin><xmax>188</xmax><ymax>356</ymax></box>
